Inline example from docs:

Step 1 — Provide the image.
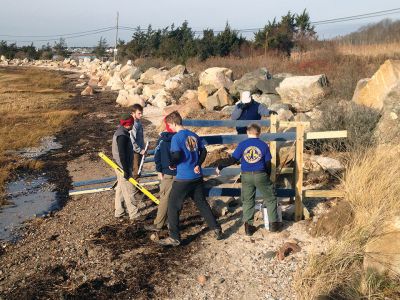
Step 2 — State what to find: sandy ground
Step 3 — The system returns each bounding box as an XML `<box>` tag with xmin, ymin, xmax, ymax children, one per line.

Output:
<box><xmin>0</xmin><ymin>70</ymin><xmax>332</xmax><ymax>299</ymax></box>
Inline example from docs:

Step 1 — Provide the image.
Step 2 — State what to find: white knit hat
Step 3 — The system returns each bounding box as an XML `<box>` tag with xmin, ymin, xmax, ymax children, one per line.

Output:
<box><xmin>240</xmin><ymin>91</ymin><xmax>252</xmax><ymax>104</ymax></box>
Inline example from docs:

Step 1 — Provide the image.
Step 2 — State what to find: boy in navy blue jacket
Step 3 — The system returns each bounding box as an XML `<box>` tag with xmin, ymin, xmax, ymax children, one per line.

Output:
<box><xmin>145</xmin><ymin>118</ymin><xmax>176</xmax><ymax>232</ymax></box>
<box><xmin>216</xmin><ymin>123</ymin><xmax>281</xmax><ymax>236</ymax></box>
<box><xmin>158</xmin><ymin>111</ymin><xmax>222</xmax><ymax>246</ymax></box>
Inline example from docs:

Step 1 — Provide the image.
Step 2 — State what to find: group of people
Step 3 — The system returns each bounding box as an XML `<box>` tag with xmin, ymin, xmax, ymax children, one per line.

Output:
<box><xmin>111</xmin><ymin>91</ymin><xmax>282</xmax><ymax>247</ymax></box>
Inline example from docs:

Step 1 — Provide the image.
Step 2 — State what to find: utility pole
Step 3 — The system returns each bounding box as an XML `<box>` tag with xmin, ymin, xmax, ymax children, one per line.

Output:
<box><xmin>114</xmin><ymin>11</ymin><xmax>119</xmax><ymax>62</ymax></box>
<box><xmin>264</xmin><ymin>30</ymin><xmax>269</xmax><ymax>58</ymax></box>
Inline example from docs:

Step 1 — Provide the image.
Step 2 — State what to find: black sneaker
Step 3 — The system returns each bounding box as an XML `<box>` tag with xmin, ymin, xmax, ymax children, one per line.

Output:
<box><xmin>269</xmin><ymin>222</ymin><xmax>283</xmax><ymax>232</ymax></box>
<box><xmin>244</xmin><ymin>223</ymin><xmax>256</xmax><ymax>236</ymax></box>
<box><xmin>214</xmin><ymin>228</ymin><xmax>223</xmax><ymax>240</ymax></box>
<box><xmin>144</xmin><ymin>224</ymin><xmax>161</xmax><ymax>232</ymax></box>
<box><xmin>158</xmin><ymin>237</ymin><xmax>180</xmax><ymax>247</ymax></box>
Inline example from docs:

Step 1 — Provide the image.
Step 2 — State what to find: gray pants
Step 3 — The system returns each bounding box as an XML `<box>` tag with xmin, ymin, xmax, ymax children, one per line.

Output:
<box><xmin>114</xmin><ymin>171</ymin><xmax>139</xmax><ymax>219</ymax></box>
<box><xmin>153</xmin><ymin>174</ymin><xmax>174</xmax><ymax>229</ymax></box>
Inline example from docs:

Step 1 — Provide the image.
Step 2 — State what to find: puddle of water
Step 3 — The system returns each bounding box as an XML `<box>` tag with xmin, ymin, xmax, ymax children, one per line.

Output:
<box><xmin>0</xmin><ymin>176</ymin><xmax>59</xmax><ymax>241</ymax></box>
<box><xmin>20</xmin><ymin>136</ymin><xmax>62</xmax><ymax>158</ymax></box>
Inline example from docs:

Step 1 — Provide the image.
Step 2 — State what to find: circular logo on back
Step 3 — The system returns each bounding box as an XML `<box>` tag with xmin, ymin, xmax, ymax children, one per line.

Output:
<box><xmin>185</xmin><ymin>136</ymin><xmax>198</xmax><ymax>152</ymax></box>
<box><xmin>243</xmin><ymin>146</ymin><xmax>262</xmax><ymax>163</ymax></box>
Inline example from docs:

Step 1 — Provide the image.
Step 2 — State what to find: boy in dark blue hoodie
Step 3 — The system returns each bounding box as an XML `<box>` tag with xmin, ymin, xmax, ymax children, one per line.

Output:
<box><xmin>145</xmin><ymin>118</ymin><xmax>177</xmax><ymax>232</ymax></box>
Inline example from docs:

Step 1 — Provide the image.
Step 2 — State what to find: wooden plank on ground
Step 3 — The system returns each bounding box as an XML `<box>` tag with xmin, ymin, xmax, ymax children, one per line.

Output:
<box><xmin>294</xmin><ymin>124</ymin><xmax>304</xmax><ymax>221</ymax></box>
<box><xmin>183</xmin><ymin>119</ymin><xmax>271</xmax><ymax>127</ymax></box>
<box><xmin>202</xmin><ymin>132</ymin><xmax>296</xmax><ymax>145</ymax></box>
<box><xmin>305</xmin><ymin>130</ymin><xmax>347</xmax><ymax>140</ymax></box>
<box><xmin>69</xmin><ymin>180</ymin><xmax>160</xmax><ymax>196</ymax></box>
<box><xmin>270</xmin><ymin>114</ymin><xmax>277</xmax><ymax>183</ymax></box>
<box><xmin>304</xmin><ymin>190</ymin><xmax>345</xmax><ymax>198</ymax></box>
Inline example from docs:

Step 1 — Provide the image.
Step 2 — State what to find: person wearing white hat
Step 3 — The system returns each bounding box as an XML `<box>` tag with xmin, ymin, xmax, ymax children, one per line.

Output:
<box><xmin>231</xmin><ymin>91</ymin><xmax>277</xmax><ymax>134</ymax></box>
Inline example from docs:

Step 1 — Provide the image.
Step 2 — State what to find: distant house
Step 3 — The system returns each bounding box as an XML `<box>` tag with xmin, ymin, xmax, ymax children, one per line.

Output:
<box><xmin>70</xmin><ymin>53</ymin><xmax>97</xmax><ymax>61</ymax></box>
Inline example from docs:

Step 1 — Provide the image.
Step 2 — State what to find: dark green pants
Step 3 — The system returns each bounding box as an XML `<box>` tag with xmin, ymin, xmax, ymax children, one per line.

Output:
<box><xmin>241</xmin><ymin>172</ymin><xmax>278</xmax><ymax>225</ymax></box>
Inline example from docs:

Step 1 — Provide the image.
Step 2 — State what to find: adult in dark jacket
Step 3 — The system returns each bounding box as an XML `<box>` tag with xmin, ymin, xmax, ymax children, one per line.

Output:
<box><xmin>111</xmin><ymin>114</ymin><xmax>140</xmax><ymax>220</ymax></box>
<box><xmin>231</xmin><ymin>91</ymin><xmax>277</xmax><ymax>134</ymax></box>
<box><xmin>145</xmin><ymin>119</ymin><xmax>177</xmax><ymax>232</ymax></box>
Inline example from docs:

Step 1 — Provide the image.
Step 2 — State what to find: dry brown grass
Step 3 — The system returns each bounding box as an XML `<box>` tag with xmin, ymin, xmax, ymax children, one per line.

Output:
<box><xmin>295</xmin><ymin>146</ymin><xmax>400</xmax><ymax>299</ymax></box>
<box><xmin>335</xmin><ymin>42</ymin><xmax>400</xmax><ymax>58</ymax></box>
<box><xmin>0</xmin><ymin>67</ymin><xmax>76</xmax><ymax>203</ymax></box>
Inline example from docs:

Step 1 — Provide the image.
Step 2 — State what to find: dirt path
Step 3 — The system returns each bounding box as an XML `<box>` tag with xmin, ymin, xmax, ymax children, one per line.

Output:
<box><xmin>0</xmin><ymin>71</ymin><xmax>330</xmax><ymax>299</ymax></box>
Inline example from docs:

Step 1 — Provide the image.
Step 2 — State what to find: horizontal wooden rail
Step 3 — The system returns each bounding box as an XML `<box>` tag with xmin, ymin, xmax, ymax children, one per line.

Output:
<box><xmin>183</xmin><ymin>119</ymin><xmax>271</xmax><ymax>127</ymax></box>
<box><xmin>206</xmin><ymin>187</ymin><xmax>295</xmax><ymax>198</ymax></box>
<box><xmin>202</xmin><ymin>132</ymin><xmax>296</xmax><ymax>145</ymax></box>
<box><xmin>304</xmin><ymin>189</ymin><xmax>345</xmax><ymax>198</ymax></box>
<box><xmin>305</xmin><ymin>130</ymin><xmax>347</xmax><ymax>140</ymax></box>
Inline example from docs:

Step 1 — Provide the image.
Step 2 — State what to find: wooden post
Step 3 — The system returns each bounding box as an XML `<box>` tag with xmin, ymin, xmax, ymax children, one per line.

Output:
<box><xmin>270</xmin><ymin>114</ymin><xmax>277</xmax><ymax>183</ymax></box>
<box><xmin>294</xmin><ymin>124</ymin><xmax>305</xmax><ymax>221</ymax></box>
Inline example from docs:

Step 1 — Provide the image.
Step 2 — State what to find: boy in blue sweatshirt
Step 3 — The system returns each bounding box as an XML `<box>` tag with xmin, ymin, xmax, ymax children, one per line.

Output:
<box><xmin>158</xmin><ymin>111</ymin><xmax>222</xmax><ymax>246</ymax></box>
<box><xmin>216</xmin><ymin>123</ymin><xmax>282</xmax><ymax>236</ymax></box>
<box><xmin>145</xmin><ymin>118</ymin><xmax>176</xmax><ymax>232</ymax></box>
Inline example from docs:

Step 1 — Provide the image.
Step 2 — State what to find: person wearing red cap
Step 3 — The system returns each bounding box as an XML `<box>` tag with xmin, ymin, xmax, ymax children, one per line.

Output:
<box><xmin>111</xmin><ymin>114</ymin><xmax>140</xmax><ymax>220</ymax></box>
<box><xmin>144</xmin><ymin>117</ymin><xmax>176</xmax><ymax>232</ymax></box>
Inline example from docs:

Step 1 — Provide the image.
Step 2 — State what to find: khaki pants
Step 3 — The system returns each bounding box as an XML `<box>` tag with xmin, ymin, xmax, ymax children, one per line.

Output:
<box><xmin>115</xmin><ymin>171</ymin><xmax>139</xmax><ymax>219</ymax></box>
<box><xmin>153</xmin><ymin>174</ymin><xmax>174</xmax><ymax>229</ymax></box>
<box><xmin>133</xmin><ymin>153</ymin><xmax>143</xmax><ymax>179</ymax></box>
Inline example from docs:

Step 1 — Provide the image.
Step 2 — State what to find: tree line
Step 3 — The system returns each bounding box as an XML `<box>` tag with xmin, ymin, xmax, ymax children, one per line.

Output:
<box><xmin>1</xmin><ymin>10</ymin><xmax>316</xmax><ymax>62</ymax></box>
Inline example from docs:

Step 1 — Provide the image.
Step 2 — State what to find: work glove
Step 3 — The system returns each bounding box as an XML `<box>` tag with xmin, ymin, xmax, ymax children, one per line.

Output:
<box><xmin>269</xmin><ymin>110</ymin><xmax>278</xmax><ymax>115</ymax></box>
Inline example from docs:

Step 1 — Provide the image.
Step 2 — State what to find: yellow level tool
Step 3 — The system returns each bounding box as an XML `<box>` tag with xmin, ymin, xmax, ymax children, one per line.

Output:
<box><xmin>98</xmin><ymin>152</ymin><xmax>160</xmax><ymax>205</ymax></box>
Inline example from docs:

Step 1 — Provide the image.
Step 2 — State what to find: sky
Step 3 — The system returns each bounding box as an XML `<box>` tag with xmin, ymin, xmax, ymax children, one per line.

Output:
<box><xmin>0</xmin><ymin>0</ymin><xmax>399</xmax><ymax>47</ymax></box>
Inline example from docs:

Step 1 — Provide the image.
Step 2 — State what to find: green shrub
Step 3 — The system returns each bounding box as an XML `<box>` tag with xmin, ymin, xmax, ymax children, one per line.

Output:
<box><xmin>306</xmin><ymin>101</ymin><xmax>381</xmax><ymax>153</ymax></box>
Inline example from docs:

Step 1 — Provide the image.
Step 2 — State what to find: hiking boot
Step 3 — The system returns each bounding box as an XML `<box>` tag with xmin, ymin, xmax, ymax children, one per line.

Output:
<box><xmin>144</xmin><ymin>224</ymin><xmax>162</xmax><ymax>232</ymax></box>
<box><xmin>269</xmin><ymin>222</ymin><xmax>283</xmax><ymax>233</ymax></box>
<box><xmin>214</xmin><ymin>228</ymin><xmax>223</xmax><ymax>240</ymax></box>
<box><xmin>157</xmin><ymin>237</ymin><xmax>181</xmax><ymax>247</ymax></box>
<box><xmin>244</xmin><ymin>222</ymin><xmax>256</xmax><ymax>236</ymax></box>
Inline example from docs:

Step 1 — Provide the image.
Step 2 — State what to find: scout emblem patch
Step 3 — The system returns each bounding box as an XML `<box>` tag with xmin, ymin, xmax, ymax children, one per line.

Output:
<box><xmin>185</xmin><ymin>136</ymin><xmax>198</xmax><ymax>152</ymax></box>
<box><xmin>243</xmin><ymin>146</ymin><xmax>262</xmax><ymax>163</ymax></box>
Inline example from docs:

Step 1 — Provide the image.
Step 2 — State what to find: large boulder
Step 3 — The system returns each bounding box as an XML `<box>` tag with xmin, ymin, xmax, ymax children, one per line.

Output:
<box><xmin>364</xmin><ymin>216</ymin><xmax>400</xmax><ymax>277</ymax></box>
<box><xmin>116</xmin><ymin>89</ymin><xmax>146</xmax><ymax>107</ymax></box>
<box><xmin>252</xmin><ymin>93</ymin><xmax>281</xmax><ymax>107</ymax></box>
<box><xmin>142</xmin><ymin>84</ymin><xmax>164</xmax><ymax>99</ymax></box>
<box><xmin>152</xmin><ymin>90</ymin><xmax>173</xmax><ymax>108</ymax></box>
<box><xmin>256</xmin><ymin>77</ymin><xmax>283</xmax><ymax>94</ymax></box>
<box><xmin>352</xmin><ymin>60</ymin><xmax>400</xmax><ymax>110</ymax></box>
<box><xmin>165</xmin><ymin>75</ymin><xmax>185</xmax><ymax>91</ymax></box>
<box><xmin>374</xmin><ymin>85</ymin><xmax>400</xmax><ymax>144</ymax></box>
<box><xmin>199</xmin><ymin>67</ymin><xmax>233</xmax><ymax>90</ymax></box>
<box><xmin>179</xmin><ymin>89</ymin><xmax>198</xmax><ymax>103</ymax></box>
<box><xmin>276</xmin><ymin>75</ymin><xmax>329</xmax><ymax>111</ymax></box>
<box><xmin>119</xmin><ymin>64</ymin><xmax>142</xmax><ymax>82</ymax></box>
<box><xmin>138</xmin><ymin>67</ymin><xmax>162</xmax><ymax>84</ymax></box>
<box><xmin>198</xmin><ymin>85</ymin><xmax>218</xmax><ymax>107</ymax></box>
<box><xmin>0</xmin><ymin>55</ymin><xmax>6</xmax><ymax>62</ymax></box>
<box><xmin>202</xmin><ymin>87</ymin><xmax>234</xmax><ymax>111</ymax></box>
<box><xmin>168</xmin><ymin>65</ymin><xmax>187</xmax><ymax>77</ymax></box>
<box><xmin>229</xmin><ymin>68</ymin><xmax>271</xmax><ymax>96</ymax></box>
<box><xmin>163</xmin><ymin>98</ymin><xmax>202</xmax><ymax>119</ymax></box>
<box><xmin>152</xmin><ymin>71</ymin><xmax>169</xmax><ymax>85</ymax></box>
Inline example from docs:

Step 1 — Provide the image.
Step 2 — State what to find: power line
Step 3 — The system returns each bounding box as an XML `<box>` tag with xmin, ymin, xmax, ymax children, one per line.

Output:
<box><xmin>1</xmin><ymin>28</ymin><xmax>115</xmax><ymax>43</ymax></box>
<box><xmin>1</xmin><ymin>7</ymin><xmax>400</xmax><ymax>44</ymax></box>
<box><xmin>0</xmin><ymin>26</ymin><xmax>115</xmax><ymax>38</ymax></box>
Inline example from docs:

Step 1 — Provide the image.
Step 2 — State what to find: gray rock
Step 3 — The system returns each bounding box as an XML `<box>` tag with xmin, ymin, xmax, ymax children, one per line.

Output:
<box><xmin>276</xmin><ymin>74</ymin><xmax>329</xmax><ymax>112</ymax></box>
<box><xmin>255</xmin><ymin>78</ymin><xmax>283</xmax><ymax>94</ymax></box>
<box><xmin>229</xmin><ymin>68</ymin><xmax>270</xmax><ymax>96</ymax></box>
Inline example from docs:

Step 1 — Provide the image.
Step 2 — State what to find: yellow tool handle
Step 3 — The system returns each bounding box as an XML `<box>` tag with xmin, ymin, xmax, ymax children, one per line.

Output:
<box><xmin>99</xmin><ymin>152</ymin><xmax>160</xmax><ymax>205</ymax></box>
